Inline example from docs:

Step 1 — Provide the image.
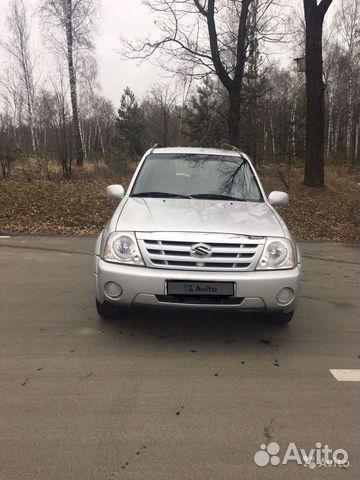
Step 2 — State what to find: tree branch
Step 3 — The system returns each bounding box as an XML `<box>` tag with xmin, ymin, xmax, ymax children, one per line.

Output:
<box><xmin>193</xmin><ymin>0</ymin><xmax>207</xmax><ymax>16</ymax></box>
<box><xmin>317</xmin><ymin>0</ymin><xmax>333</xmax><ymax>19</ymax></box>
<box><xmin>206</xmin><ymin>0</ymin><xmax>232</xmax><ymax>89</ymax></box>
<box><xmin>234</xmin><ymin>0</ymin><xmax>252</xmax><ymax>85</ymax></box>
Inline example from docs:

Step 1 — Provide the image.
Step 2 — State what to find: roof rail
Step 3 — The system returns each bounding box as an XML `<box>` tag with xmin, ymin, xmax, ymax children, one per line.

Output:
<box><xmin>149</xmin><ymin>143</ymin><xmax>159</xmax><ymax>153</ymax></box>
<box><xmin>221</xmin><ymin>143</ymin><xmax>241</xmax><ymax>152</ymax></box>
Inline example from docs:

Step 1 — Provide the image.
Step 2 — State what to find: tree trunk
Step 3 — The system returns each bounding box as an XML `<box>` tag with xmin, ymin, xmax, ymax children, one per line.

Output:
<box><xmin>290</xmin><ymin>101</ymin><xmax>296</xmax><ymax>164</ymax></box>
<box><xmin>162</xmin><ymin>108</ymin><xmax>169</xmax><ymax>146</ymax></box>
<box><xmin>228</xmin><ymin>89</ymin><xmax>241</xmax><ymax>147</ymax></box>
<box><xmin>270</xmin><ymin>116</ymin><xmax>276</xmax><ymax>161</ymax></box>
<box><xmin>346</xmin><ymin>65</ymin><xmax>353</xmax><ymax>160</ymax></box>
<box><xmin>354</xmin><ymin>122</ymin><xmax>359</xmax><ymax>167</ymax></box>
<box><xmin>23</xmin><ymin>74</ymin><xmax>37</xmax><ymax>154</ymax></box>
<box><xmin>304</xmin><ymin>15</ymin><xmax>325</xmax><ymax>187</ymax></box>
<box><xmin>303</xmin><ymin>0</ymin><xmax>333</xmax><ymax>187</ymax></box>
<box><xmin>65</xmin><ymin>0</ymin><xmax>85</xmax><ymax>167</ymax></box>
<box><xmin>333</xmin><ymin>119</ymin><xmax>339</xmax><ymax>152</ymax></box>
<box><xmin>97</xmin><ymin>120</ymin><xmax>105</xmax><ymax>156</ymax></box>
<box><xmin>326</xmin><ymin>86</ymin><xmax>332</xmax><ymax>158</ymax></box>
<box><xmin>263</xmin><ymin>123</ymin><xmax>267</xmax><ymax>161</ymax></box>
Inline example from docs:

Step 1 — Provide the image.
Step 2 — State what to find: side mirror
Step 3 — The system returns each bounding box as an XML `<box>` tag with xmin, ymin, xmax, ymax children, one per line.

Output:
<box><xmin>268</xmin><ymin>191</ymin><xmax>289</xmax><ymax>206</ymax></box>
<box><xmin>106</xmin><ymin>184</ymin><xmax>125</xmax><ymax>200</ymax></box>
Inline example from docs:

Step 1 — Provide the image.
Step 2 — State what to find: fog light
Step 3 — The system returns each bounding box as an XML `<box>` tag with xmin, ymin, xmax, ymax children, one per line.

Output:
<box><xmin>276</xmin><ymin>287</ymin><xmax>294</xmax><ymax>305</ymax></box>
<box><xmin>104</xmin><ymin>281</ymin><xmax>123</xmax><ymax>299</ymax></box>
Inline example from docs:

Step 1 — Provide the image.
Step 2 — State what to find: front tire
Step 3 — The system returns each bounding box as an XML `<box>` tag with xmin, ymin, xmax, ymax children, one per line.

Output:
<box><xmin>96</xmin><ymin>299</ymin><xmax>123</xmax><ymax>320</ymax></box>
<box><xmin>266</xmin><ymin>310</ymin><xmax>294</xmax><ymax>325</ymax></box>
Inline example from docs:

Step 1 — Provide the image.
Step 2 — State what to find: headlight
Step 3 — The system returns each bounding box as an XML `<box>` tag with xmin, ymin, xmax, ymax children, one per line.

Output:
<box><xmin>256</xmin><ymin>237</ymin><xmax>295</xmax><ymax>270</ymax></box>
<box><xmin>103</xmin><ymin>232</ymin><xmax>144</xmax><ymax>265</ymax></box>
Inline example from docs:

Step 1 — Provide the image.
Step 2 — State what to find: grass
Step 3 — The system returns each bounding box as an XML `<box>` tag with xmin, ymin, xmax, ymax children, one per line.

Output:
<box><xmin>0</xmin><ymin>161</ymin><xmax>358</xmax><ymax>241</ymax></box>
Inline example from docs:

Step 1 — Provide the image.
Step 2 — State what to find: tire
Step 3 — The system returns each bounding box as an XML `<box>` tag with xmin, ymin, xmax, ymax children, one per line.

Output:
<box><xmin>96</xmin><ymin>299</ymin><xmax>123</xmax><ymax>320</ymax></box>
<box><xmin>266</xmin><ymin>310</ymin><xmax>294</xmax><ymax>325</ymax></box>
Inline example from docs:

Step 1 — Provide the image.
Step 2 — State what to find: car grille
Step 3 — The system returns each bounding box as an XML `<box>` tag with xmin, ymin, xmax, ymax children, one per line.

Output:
<box><xmin>136</xmin><ymin>232</ymin><xmax>265</xmax><ymax>271</ymax></box>
<box><xmin>155</xmin><ymin>295</ymin><xmax>245</xmax><ymax>305</ymax></box>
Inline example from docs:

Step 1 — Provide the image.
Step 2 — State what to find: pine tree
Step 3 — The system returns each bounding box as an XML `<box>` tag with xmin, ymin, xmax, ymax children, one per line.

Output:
<box><xmin>184</xmin><ymin>78</ymin><xmax>226</xmax><ymax>147</ymax></box>
<box><xmin>113</xmin><ymin>87</ymin><xmax>145</xmax><ymax>159</ymax></box>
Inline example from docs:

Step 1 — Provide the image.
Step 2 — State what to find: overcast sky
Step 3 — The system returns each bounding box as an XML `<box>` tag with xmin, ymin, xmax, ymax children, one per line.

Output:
<box><xmin>0</xmin><ymin>0</ymin><xmax>168</xmax><ymax>105</ymax></box>
<box><xmin>94</xmin><ymin>0</ymin><xmax>166</xmax><ymax>103</ymax></box>
<box><xmin>0</xmin><ymin>0</ymin><xmax>336</xmax><ymax>107</ymax></box>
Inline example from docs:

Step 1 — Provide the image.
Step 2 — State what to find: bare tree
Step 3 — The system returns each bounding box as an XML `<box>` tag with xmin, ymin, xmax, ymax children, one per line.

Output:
<box><xmin>147</xmin><ymin>83</ymin><xmax>178</xmax><ymax>146</ymax></box>
<box><xmin>303</xmin><ymin>0</ymin><xmax>334</xmax><ymax>187</ymax></box>
<box><xmin>44</xmin><ymin>67</ymin><xmax>73</xmax><ymax>177</ymax></box>
<box><xmin>40</xmin><ymin>0</ymin><xmax>97</xmax><ymax>166</ymax></box>
<box><xmin>0</xmin><ymin>68</ymin><xmax>22</xmax><ymax>142</ymax></box>
<box><xmin>79</xmin><ymin>57</ymin><xmax>115</xmax><ymax>157</ymax></box>
<box><xmin>0</xmin><ymin>109</ymin><xmax>19</xmax><ymax>178</ymax></box>
<box><xmin>2</xmin><ymin>0</ymin><xmax>38</xmax><ymax>154</ymax></box>
<box><xmin>334</xmin><ymin>0</ymin><xmax>360</xmax><ymax>162</ymax></box>
<box><xmin>122</xmin><ymin>0</ymin><xmax>288</xmax><ymax>147</ymax></box>
<box><xmin>122</xmin><ymin>0</ymin><xmax>255</xmax><ymax>146</ymax></box>
<box><xmin>176</xmin><ymin>64</ymin><xmax>196</xmax><ymax>145</ymax></box>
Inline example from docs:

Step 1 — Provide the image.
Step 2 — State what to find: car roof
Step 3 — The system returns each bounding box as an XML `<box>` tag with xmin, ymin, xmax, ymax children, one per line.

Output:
<box><xmin>151</xmin><ymin>146</ymin><xmax>245</xmax><ymax>158</ymax></box>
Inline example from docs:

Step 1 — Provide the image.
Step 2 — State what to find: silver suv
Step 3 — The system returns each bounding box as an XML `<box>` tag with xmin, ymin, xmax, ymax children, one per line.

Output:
<box><xmin>95</xmin><ymin>147</ymin><xmax>301</xmax><ymax>323</ymax></box>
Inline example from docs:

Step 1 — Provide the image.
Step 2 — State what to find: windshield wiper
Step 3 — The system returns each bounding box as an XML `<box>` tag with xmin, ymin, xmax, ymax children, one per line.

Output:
<box><xmin>131</xmin><ymin>191</ymin><xmax>191</xmax><ymax>199</ymax></box>
<box><xmin>189</xmin><ymin>193</ymin><xmax>248</xmax><ymax>201</ymax></box>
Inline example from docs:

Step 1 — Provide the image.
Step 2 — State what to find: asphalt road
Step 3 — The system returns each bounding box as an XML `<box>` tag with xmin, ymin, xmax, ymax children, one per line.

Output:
<box><xmin>0</xmin><ymin>236</ymin><xmax>359</xmax><ymax>480</ymax></box>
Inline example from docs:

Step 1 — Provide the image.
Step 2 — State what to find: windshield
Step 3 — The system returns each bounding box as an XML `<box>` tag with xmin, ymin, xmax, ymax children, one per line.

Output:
<box><xmin>130</xmin><ymin>153</ymin><xmax>263</xmax><ymax>202</ymax></box>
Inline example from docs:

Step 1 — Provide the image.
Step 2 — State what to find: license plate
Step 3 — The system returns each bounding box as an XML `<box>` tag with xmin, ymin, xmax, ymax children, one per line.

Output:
<box><xmin>167</xmin><ymin>281</ymin><xmax>234</xmax><ymax>296</ymax></box>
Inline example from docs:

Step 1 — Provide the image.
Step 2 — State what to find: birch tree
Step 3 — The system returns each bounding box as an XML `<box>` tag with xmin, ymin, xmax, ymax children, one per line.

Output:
<box><xmin>334</xmin><ymin>0</ymin><xmax>360</xmax><ymax>162</ymax></box>
<box><xmin>2</xmin><ymin>0</ymin><xmax>38</xmax><ymax>154</ymax></box>
<box><xmin>40</xmin><ymin>0</ymin><xmax>97</xmax><ymax>166</ymax></box>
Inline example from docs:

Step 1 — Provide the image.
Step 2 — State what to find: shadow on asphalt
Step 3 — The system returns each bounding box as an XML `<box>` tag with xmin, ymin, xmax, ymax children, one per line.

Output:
<box><xmin>94</xmin><ymin>308</ymin><xmax>292</xmax><ymax>350</ymax></box>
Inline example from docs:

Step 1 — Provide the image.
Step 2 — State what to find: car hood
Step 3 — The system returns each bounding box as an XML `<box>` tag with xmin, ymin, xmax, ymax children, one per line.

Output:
<box><xmin>116</xmin><ymin>198</ymin><xmax>285</xmax><ymax>237</ymax></box>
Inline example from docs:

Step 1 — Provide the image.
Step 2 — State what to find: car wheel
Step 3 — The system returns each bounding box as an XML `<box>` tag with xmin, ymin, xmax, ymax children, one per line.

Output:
<box><xmin>96</xmin><ymin>299</ymin><xmax>123</xmax><ymax>320</ymax></box>
<box><xmin>267</xmin><ymin>310</ymin><xmax>294</xmax><ymax>325</ymax></box>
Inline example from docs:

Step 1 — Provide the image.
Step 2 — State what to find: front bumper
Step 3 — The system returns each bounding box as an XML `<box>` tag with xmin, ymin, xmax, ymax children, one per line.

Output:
<box><xmin>95</xmin><ymin>257</ymin><xmax>301</xmax><ymax>312</ymax></box>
